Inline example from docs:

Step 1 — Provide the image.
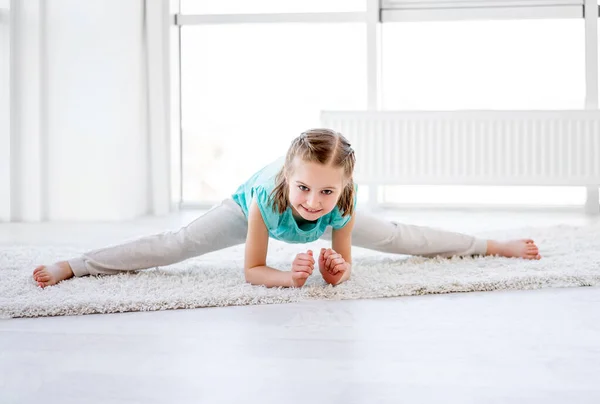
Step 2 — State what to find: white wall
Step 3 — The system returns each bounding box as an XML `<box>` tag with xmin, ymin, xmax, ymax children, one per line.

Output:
<box><xmin>46</xmin><ymin>0</ymin><xmax>148</xmax><ymax>221</ymax></box>
<box><xmin>8</xmin><ymin>0</ymin><xmax>45</xmax><ymax>222</ymax></box>
<box><xmin>1</xmin><ymin>0</ymin><xmax>171</xmax><ymax>222</ymax></box>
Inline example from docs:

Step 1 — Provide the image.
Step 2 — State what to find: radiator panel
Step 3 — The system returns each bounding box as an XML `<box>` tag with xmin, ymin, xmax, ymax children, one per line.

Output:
<box><xmin>321</xmin><ymin>111</ymin><xmax>600</xmax><ymax>186</ymax></box>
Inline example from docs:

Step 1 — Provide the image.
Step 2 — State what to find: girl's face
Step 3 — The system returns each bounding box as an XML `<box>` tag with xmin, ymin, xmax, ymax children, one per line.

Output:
<box><xmin>286</xmin><ymin>157</ymin><xmax>346</xmax><ymax>221</ymax></box>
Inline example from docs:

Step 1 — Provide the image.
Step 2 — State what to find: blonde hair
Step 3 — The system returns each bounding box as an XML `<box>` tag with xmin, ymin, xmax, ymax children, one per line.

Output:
<box><xmin>270</xmin><ymin>128</ymin><xmax>356</xmax><ymax>217</ymax></box>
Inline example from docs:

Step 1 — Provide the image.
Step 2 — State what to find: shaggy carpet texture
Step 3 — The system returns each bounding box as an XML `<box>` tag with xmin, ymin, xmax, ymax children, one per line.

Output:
<box><xmin>1</xmin><ymin>224</ymin><xmax>599</xmax><ymax>318</ymax></box>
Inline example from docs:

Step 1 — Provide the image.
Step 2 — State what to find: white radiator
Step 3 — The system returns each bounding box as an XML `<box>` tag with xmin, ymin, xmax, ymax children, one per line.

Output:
<box><xmin>321</xmin><ymin>110</ymin><xmax>600</xmax><ymax>187</ymax></box>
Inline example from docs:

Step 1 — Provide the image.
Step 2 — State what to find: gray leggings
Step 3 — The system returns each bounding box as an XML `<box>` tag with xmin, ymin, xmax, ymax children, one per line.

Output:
<box><xmin>68</xmin><ymin>198</ymin><xmax>487</xmax><ymax>277</ymax></box>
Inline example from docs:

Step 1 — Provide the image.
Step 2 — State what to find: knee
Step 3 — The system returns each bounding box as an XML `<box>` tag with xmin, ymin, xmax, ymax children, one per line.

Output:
<box><xmin>383</xmin><ymin>223</ymin><xmax>431</xmax><ymax>255</ymax></box>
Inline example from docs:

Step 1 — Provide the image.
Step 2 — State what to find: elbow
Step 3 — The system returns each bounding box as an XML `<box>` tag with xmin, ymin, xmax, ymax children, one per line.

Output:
<box><xmin>244</xmin><ymin>265</ymin><xmax>261</xmax><ymax>285</ymax></box>
<box><xmin>244</xmin><ymin>259</ymin><xmax>267</xmax><ymax>285</ymax></box>
<box><xmin>244</xmin><ymin>267</ymin><xmax>253</xmax><ymax>284</ymax></box>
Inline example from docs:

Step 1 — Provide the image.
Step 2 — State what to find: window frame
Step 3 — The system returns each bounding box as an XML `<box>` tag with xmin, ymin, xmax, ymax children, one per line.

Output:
<box><xmin>173</xmin><ymin>0</ymin><xmax>599</xmax><ymax>208</ymax></box>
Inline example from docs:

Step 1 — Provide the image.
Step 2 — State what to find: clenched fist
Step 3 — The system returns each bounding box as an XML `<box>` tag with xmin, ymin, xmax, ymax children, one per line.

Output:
<box><xmin>319</xmin><ymin>248</ymin><xmax>347</xmax><ymax>276</ymax></box>
<box><xmin>291</xmin><ymin>250</ymin><xmax>315</xmax><ymax>287</ymax></box>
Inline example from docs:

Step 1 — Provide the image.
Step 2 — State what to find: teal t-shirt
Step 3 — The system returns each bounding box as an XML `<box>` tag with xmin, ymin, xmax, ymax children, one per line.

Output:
<box><xmin>231</xmin><ymin>157</ymin><xmax>356</xmax><ymax>244</ymax></box>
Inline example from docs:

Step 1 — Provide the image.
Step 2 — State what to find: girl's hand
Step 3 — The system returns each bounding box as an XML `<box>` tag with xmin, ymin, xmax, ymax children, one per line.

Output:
<box><xmin>319</xmin><ymin>248</ymin><xmax>347</xmax><ymax>276</ymax></box>
<box><xmin>291</xmin><ymin>250</ymin><xmax>315</xmax><ymax>287</ymax></box>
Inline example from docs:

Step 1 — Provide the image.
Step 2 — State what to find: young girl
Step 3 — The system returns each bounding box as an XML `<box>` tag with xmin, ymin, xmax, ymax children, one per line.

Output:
<box><xmin>33</xmin><ymin>129</ymin><xmax>541</xmax><ymax>289</ymax></box>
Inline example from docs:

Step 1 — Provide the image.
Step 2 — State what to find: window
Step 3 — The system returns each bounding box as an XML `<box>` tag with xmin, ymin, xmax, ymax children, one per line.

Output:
<box><xmin>382</xmin><ymin>19</ymin><xmax>585</xmax><ymax>110</ymax></box>
<box><xmin>181</xmin><ymin>0</ymin><xmax>366</xmax><ymax>14</ymax></box>
<box><xmin>180</xmin><ymin>23</ymin><xmax>366</xmax><ymax>203</ymax></box>
<box><xmin>175</xmin><ymin>7</ymin><xmax>598</xmax><ymax>208</ymax></box>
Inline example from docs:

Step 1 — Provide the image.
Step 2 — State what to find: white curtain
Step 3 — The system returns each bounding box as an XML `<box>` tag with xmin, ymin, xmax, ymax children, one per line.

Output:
<box><xmin>0</xmin><ymin>2</ymin><xmax>10</xmax><ymax>222</ymax></box>
<box><xmin>0</xmin><ymin>0</ymin><xmax>172</xmax><ymax>222</ymax></box>
<box><xmin>143</xmin><ymin>0</ymin><xmax>172</xmax><ymax>219</ymax></box>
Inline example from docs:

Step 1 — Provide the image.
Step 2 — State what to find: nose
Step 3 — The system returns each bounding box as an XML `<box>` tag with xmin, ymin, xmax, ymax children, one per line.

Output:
<box><xmin>306</xmin><ymin>193</ymin><xmax>320</xmax><ymax>208</ymax></box>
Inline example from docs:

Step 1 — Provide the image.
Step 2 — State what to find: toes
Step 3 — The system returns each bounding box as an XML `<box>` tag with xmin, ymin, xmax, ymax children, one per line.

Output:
<box><xmin>525</xmin><ymin>252</ymin><xmax>542</xmax><ymax>260</ymax></box>
<box><xmin>33</xmin><ymin>270</ymin><xmax>49</xmax><ymax>281</ymax></box>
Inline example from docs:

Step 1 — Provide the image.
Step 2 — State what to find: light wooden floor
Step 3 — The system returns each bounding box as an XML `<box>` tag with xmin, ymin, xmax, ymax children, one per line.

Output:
<box><xmin>1</xmin><ymin>208</ymin><xmax>600</xmax><ymax>404</ymax></box>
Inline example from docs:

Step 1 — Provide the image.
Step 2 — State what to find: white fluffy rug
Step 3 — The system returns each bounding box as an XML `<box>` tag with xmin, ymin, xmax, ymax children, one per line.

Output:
<box><xmin>1</xmin><ymin>224</ymin><xmax>600</xmax><ymax>318</ymax></box>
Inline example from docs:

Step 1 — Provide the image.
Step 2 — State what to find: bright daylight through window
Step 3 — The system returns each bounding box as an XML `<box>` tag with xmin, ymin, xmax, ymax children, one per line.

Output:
<box><xmin>181</xmin><ymin>0</ymin><xmax>366</xmax><ymax>14</ymax></box>
<box><xmin>180</xmin><ymin>23</ymin><xmax>366</xmax><ymax>203</ymax></box>
<box><xmin>380</xmin><ymin>19</ymin><xmax>587</xmax><ymax>207</ymax></box>
<box><xmin>177</xmin><ymin>2</ymin><xmax>595</xmax><ymax>208</ymax></box>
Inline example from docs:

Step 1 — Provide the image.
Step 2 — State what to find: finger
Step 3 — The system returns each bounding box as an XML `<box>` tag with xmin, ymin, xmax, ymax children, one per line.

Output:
<box><xmin>295</xmin><ymin>255</ymin><xmax>315</xmax><ymax>266</ymax></box>
<box><xmin>332</xmin><ymin>262</ymin><xmax>346</xmax><ymax>274</ymax></box>
<box><xmin>329</xmin><ymin>259</ymin><xmax>345</xmax><ymax>274</ymax></box>
<box><xmin>325</xmin><ymin>252</ymin><xmax>335</xmax><ymax>264</ymax></box>
<box><xmin>293</xmin><ymin>265</ymin><xmax>313</xmax><ymax>274</ymax></box>
<box><xmin>295</xmin><ymin>256</ymin><xmax>315</xmax><ymax>265</ymax></box>
<box><xmin>319</xmin><ymin>248</ymin><xmax>326</xmax><ymax>264</ymax></box>
<box><xmin>294</xmin><ymin>266</ymin><xmax>312</xmax><ymax>274</ymax></box>
<box><xmin>331</xmin><ymin>258</ymin><xmax>345</xmax><ymax>268</ymax></box>
<box><xmin>293</xmin><ymin>271</ymin><xmax>310</xmax><ymax>280</ymax></box>
<box><xmin>326</xmin><ymin>253</ymin><xmax>342</xmax><ymax>268</ymax></box>
<box><xmin>295</xmin><ymin>262</ymin><xmax>314</xmax><ymax>272</ymax></box>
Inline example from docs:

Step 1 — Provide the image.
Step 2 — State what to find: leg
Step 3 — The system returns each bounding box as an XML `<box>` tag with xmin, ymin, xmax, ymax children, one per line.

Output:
<box><xmin>350</xmin><ymin>211</ymin><xmax>487</xmax><ymax>258</ymax></box>
<box><xmin>33</xmin><ymin>199</ymin><xmax>248</xmax><ymax>286</ymax></box>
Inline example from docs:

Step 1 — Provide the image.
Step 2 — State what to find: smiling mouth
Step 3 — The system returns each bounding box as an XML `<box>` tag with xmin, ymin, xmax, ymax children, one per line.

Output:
<box><xmin>301</xmin><ymin>206</ymin><xmax>322</xmax><ymax>214</ymax></box>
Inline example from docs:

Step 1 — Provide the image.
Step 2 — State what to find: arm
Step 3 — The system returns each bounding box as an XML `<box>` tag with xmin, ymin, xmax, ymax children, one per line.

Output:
<box><xmin>321</xmin><ymin>214</ymin><xmax>355</xmax><ymax>286</ymax></box>
<box><xmin>244</xmin><ymin>199</ymin><xmax>294</xmax><ymax>288</ymax></box>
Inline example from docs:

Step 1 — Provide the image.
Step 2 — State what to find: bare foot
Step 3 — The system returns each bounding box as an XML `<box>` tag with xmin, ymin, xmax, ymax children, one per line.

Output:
<box><xmin>32</xmin><ymin>261</ymin><xmax>74</xmax><ymax>288</ymax></box>
<box><xmin>487</xmin><ymin>239</ymin><xmax>541</xmax><ymax>260</ymax></box>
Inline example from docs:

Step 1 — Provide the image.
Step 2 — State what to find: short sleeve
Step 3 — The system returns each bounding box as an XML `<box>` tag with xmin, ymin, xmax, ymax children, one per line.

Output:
<box><xmin>329</xmin><ymin>184</ymin><xmax>358</xmax><ymax>229</ymax></box>
<box><xmin>252</xmin><ymin>184</ymin><xmax>280</xmax><ymax>231</ymax></box>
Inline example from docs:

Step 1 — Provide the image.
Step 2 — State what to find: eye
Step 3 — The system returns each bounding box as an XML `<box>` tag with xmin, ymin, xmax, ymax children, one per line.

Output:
<box><xmin>298</xmin><ymin>185</ymin><xmax>309</xmax><ymax>191</ymax></box>
<box><xmin>321</xmin><ymin>190</ymin><xmax>333</xmax><ymax>195</ymax></box>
